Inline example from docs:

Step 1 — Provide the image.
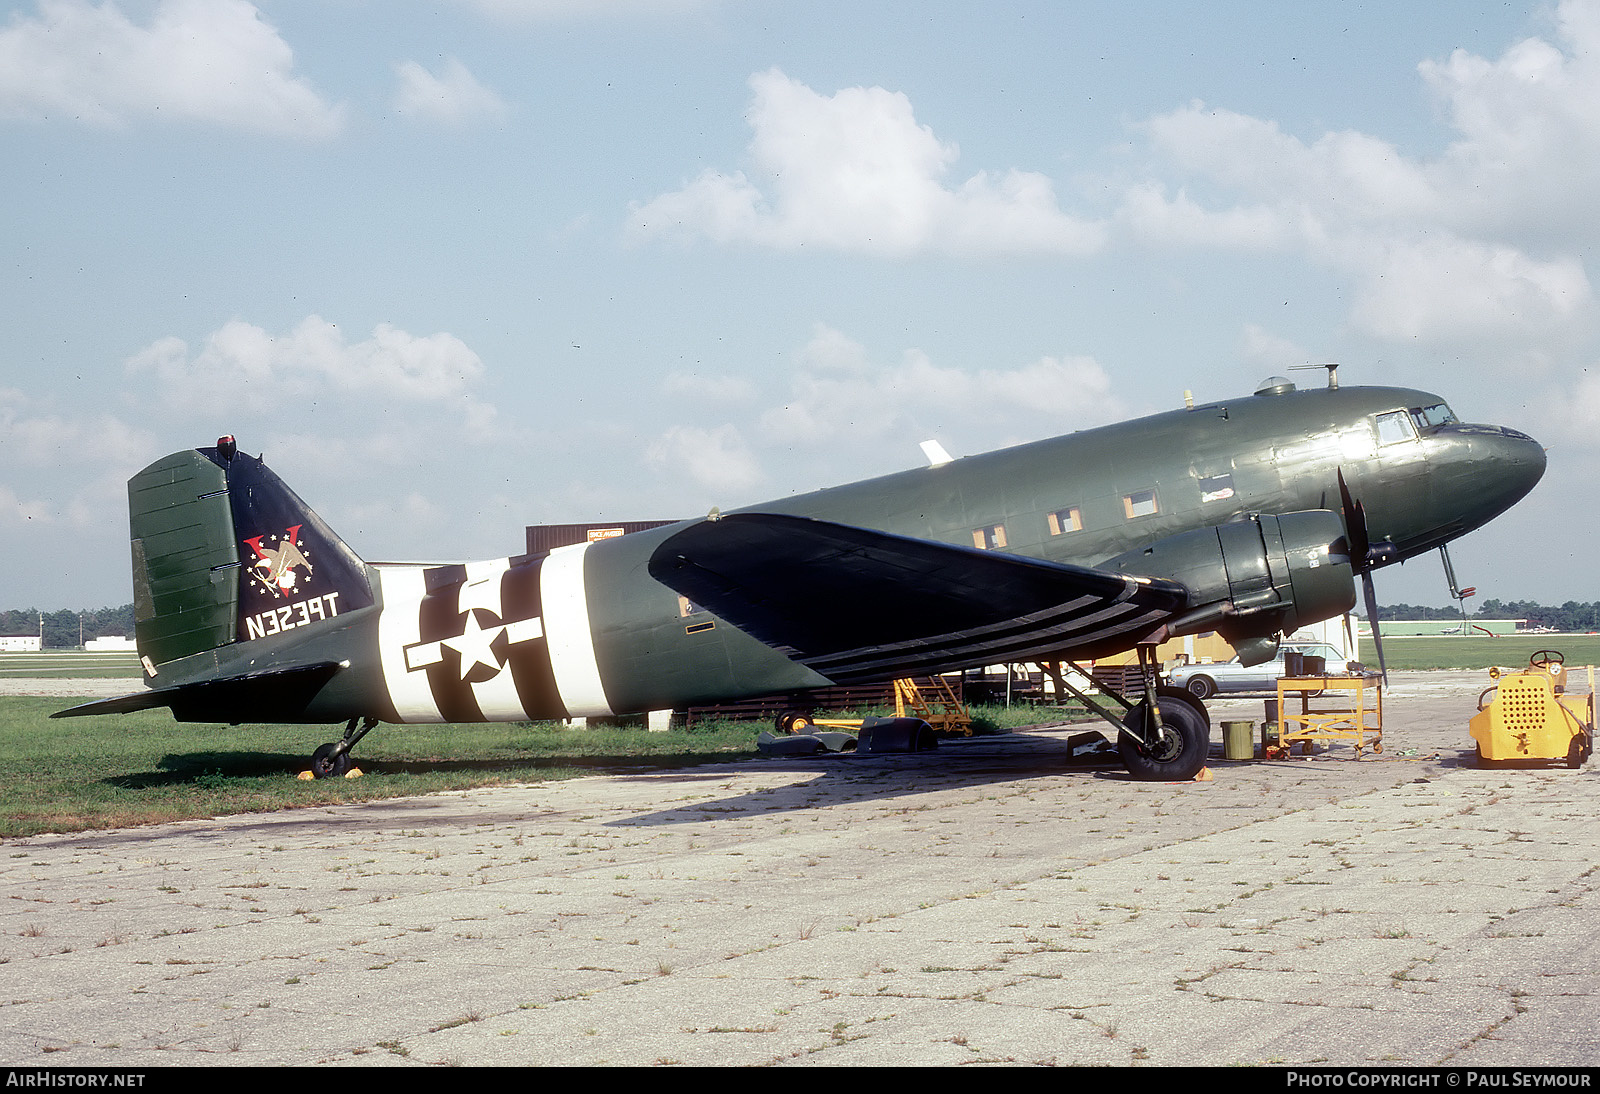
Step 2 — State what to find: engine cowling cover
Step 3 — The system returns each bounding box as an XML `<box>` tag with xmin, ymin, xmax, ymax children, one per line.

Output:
<box><xmin>1100</xmin><ymin>510</ymin><xmax>1355</xmax><ymax>663</ymax></box>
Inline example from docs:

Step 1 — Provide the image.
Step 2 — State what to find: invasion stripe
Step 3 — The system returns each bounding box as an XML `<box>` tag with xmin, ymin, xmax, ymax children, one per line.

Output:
<box><xmin>502</xmin><ymin>554</ymin><xmax>568</xmax><ymax>720</ymax></box>
<box><xmin>461</xmin><ymin>558</ymin><xmax>522</xmax><ymax>720</ymax></box>
<box><xmin>375</xmin><ymin>565</ymin><xmax>442</xmax><ymax>723</ymax></box>
<box><xmin>811</xmin><ymin>606</ymin><xmax>1171</xmax><ymax>682</ymax></box>
<box><xmin>542</xmin><ymin>542</ymin><xmax>613</xmax><ymax>718</ymax></box>
<box><xmin>419</xmin><ymin>567</ymin><xmax>482</xmax><ymax>723</ymax></box>
<box><xmin>802</xmin><ymin>588</ymin><xmax>1167</xmax><ymax>675</ymax></box>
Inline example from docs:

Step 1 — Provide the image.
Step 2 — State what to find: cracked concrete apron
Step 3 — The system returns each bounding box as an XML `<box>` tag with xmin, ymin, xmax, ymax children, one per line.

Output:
<box><xmin>2</xmin><ymin>671</ymin><xmax>1595</xmax><ymax>1066</ymax></box>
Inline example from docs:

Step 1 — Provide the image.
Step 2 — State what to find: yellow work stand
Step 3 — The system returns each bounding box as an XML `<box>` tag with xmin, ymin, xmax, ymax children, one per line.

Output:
<box><xmin>1274</xmin><ymin>675</ymin><xmax>1384</xmax><ymax>757</ymax></box>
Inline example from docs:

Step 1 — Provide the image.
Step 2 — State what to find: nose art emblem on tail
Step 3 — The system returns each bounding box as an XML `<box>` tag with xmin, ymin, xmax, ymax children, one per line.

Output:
<box><xmin>243</xmin><ymin>525</ymin><xmax>312</xmax><ymax>599</ymax></box>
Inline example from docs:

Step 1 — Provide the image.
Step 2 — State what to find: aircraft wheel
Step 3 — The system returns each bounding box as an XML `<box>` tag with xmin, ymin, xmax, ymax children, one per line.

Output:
<box><xmin>310</xmin><ymin>742</ymin><xmax>350</xmax><ymax>779</ymax></box>
<box><xmin>775</xmin><ymin>710</ymin><xmax>812</xmax><ymax>735</ymax></box>
<box><xmin>1118</xmin><ymin>696</ymin><xmax>1210</xmax><ymax>781</ymax></box>
<box><xmin>1185</xmin><ymin>675</ymin><xmax>1215</xmax><ymax>701</ymax></box>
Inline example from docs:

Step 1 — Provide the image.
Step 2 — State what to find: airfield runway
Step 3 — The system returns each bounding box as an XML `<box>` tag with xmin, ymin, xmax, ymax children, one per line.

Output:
<box><xmin>0</xmin><ymin>671</ymin><xmax>1595</xmax><ymax>1068</ymax></box>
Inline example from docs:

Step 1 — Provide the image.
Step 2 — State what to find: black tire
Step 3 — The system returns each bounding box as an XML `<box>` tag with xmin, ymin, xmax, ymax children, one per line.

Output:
<box><xmin>1157</xmin><ymin>684</ymin><xmax>1210</xmax><ymax>727</ymax></box>
<box><xmin>310</xmin><ymin>742</ymin><xmax>350</xmax><ymax>779</ymax></box>
<box><xmin>1118</xmin><ymin>696</ymin><xmax>1211</xmax><ymax>781</ymax></box>
<box><xmin>1185</xmin><ymin>675</ymin><xmax>1216</xmax><ymax>701</ymax></box>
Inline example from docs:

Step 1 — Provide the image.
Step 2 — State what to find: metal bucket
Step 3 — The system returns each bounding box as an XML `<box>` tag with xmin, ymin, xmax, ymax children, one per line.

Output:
<box><xmin>1222</xmin><ymin>719</ymin><xmax>1254</xmax><ymax>760</ymax></box>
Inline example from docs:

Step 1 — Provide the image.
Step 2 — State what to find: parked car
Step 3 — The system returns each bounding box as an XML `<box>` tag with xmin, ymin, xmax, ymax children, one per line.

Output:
<box><xmin>1165</xmin><ymin>643</ymin><xmax>1353</xmax><ymax>700</ymax></box>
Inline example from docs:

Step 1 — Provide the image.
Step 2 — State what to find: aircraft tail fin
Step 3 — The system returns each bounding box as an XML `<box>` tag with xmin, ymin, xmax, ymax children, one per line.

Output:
<box><xmin>128</xmin><ymin>437</ymin><xmax>374</xmax><ymax>671</ymax></box>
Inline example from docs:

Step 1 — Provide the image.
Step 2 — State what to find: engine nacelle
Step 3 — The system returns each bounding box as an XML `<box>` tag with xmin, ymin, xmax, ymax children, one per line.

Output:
<box><xmin>1100</xmin><ymin>511</ymin><xmax>1356</xmax><ymax>665</ymax></box>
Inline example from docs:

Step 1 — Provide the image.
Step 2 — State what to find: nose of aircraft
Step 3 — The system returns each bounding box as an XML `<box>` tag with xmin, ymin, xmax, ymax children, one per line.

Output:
<box><xmin>1359</xmin><ymin>419</ymin><xmax>1545</xmax><ymax>564</ymax></box>
<box><xmin>1478</xmin><ymin>423</ymin><xmax>1546</xmax><ymax>501</ymax></box>
<box><xmin>1437</xmin><ymin>421</ymin><xmax>1546</xmax><ymax>535</ymax></box>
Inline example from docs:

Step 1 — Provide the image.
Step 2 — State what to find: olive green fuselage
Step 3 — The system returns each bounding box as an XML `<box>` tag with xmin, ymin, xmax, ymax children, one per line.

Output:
<box><xmin>123</xmin><ymin>382</ymin><xmax>1544</xmax><ymax>725</ymax></box>
<box><xmin>572</xmin><ymin>383</ymin><xmax>1543</xmax><ymax>716</ymax></box>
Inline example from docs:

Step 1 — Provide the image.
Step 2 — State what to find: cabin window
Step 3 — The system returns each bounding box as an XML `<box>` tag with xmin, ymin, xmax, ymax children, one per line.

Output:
<box><xmin>1122</xmin><ymin>489</ymin><xmax>1158</xmax><ymax>519</ymax></box>
<box><xmin>1198</xmin><ymin>473</ymin><xmax>1235</xmax><ymax>503</ymax></box>
<box><xmin>1375</xmin><ymin>411</ymin><xmax>1418</xmax><ymax>445</ymax></box>
<box><xmin>678</xmin><ymin>595</ymin><xmax>704</xmax><ymax>618</ymax></box>
<box><xmin>1046</xmin><ymin>506</ymin><xmax>1083</xmax><ymax>535</ymax></box>
<box><xmin>972</xmin><ymin>523</ymin><xmax>1008</xmax><ymax>550</ymax></box>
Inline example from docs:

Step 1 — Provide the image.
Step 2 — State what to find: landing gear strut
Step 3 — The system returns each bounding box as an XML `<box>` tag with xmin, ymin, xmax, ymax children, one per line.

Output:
<box><xmin>309</xmin><ymin>716</ymin><xmax>379</xmax><ymax>779</ymax></box>
<box><xmin>1054</xmin><ymin>644</ymin><xmax>1212</xmax><ymax>781</ymax></box>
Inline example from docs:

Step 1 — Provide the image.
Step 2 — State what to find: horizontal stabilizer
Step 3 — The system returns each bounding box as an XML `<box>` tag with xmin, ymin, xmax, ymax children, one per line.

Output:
<box><xmin>648</xmin><ymin>513</ymin><xmax>1188</xmax><ymax>682</ymax></box>
<box><xmin>53</xmin><ymin>662</ymin><xmax>345</xmax><ymax>724</ymax></box>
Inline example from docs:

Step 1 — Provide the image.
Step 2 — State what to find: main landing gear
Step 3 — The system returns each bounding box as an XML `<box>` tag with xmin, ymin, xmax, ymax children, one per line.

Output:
<box><xmin>1054</xmin><ymin>644</ymin><xmax>1212</xmax><ymax>781</ymax></box>
<box><xmin>309</xmin><ymin>715</ymin><xmax>379</xmax><ymax>779</ymax></box>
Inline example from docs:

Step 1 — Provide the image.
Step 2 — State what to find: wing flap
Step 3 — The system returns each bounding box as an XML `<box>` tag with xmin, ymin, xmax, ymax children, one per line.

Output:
<box><xmin>648</xmin><ymin>513</ymin><xmax>1188</xmax><ymax>682</ymax></box>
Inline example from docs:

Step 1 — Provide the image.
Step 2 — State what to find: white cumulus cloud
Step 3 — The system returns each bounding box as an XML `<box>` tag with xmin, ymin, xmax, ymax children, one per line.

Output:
<box><xmin>392</xmin><ymin>57</ymin><xmax>507</xmax><ymax>125</ymax></box>
<box><xmin>1123</xmin><ymin>3</ymin><xmax>1600</xmax><ymax>347</ymax></box>
<box><xmin>0</xmin><ymin>0</ymin><xmax>344</xmax><ymax>137</ymax></box>
<box><xmin>631</xmin><ymin>69</ymin><xmax>1106</xmax><ymax>257</ymax></box>
<box><xmin>126</xmin><ymin>316</ymin><xmax>489</xmax><ymax>415</ymax></box>
<box><xmin>646</xmin><ymin>424</ymin><xmax>763</xmax><ymax>494</ymax></box>
<box><xmin>455</xmin><ymin>0</ymin><xmax>718</xmax><ymax>22</ymax></box>
<box><xmin>758</xmin><ymin>325</ymin><xmax>1120</xmax><ymax>446</ymax></box>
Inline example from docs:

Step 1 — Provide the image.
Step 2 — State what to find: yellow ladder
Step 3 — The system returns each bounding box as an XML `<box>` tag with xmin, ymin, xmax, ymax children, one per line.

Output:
<box><xmin>894</xmin><ymin>676</ymin><xmax>973</xmax><ymax>735</ymax></box>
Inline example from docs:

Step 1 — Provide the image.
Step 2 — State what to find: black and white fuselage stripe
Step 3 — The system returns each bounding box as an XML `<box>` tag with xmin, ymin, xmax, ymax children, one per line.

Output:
<box><xmin>375</xmin><ymin>542</ymin><xmax>612</xmax><ymax>723</ymax></box>
<box><xmin>800</xmin><ymin>582</ymin><xmax>1172</xmax><ymax>683</ymax></box>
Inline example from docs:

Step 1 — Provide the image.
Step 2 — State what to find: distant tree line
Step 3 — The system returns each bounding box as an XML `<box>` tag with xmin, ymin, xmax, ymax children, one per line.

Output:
<box><xmin>0</xmin><ymin>605</ymin><xmax>136</xmax><ymax>648</ymax></box>
<box><xmin>1377</xmin><ymin>599</ymin><xmax>1600</xmax><ymax>632</ymax></box>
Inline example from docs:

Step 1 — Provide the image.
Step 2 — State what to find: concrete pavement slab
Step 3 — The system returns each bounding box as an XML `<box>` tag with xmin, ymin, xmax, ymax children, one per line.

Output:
<box><xmin>1</xmin><ymin>670</ymin><xmax>1595</xmax><ymax>1066</ymax></box>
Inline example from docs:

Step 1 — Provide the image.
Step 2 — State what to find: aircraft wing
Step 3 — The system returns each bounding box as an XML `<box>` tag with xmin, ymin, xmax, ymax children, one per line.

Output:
<box><xmin>647</xmin><ymin>513</ymin><xmax>1189</xmax><ymax>683</ymax></box>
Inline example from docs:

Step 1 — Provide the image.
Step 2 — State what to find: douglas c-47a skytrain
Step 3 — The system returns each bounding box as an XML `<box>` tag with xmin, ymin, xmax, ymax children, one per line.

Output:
<box><xmin>57</xmin><ymin>372</ymin><xmax>1545</xmax><ymax>782</ymax></box>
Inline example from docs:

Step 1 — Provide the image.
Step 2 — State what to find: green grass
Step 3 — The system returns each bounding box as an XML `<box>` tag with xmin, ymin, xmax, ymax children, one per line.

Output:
<box><xmin>0</xmin><ymin>652</ymin><xmax>142</xmax><ymax>678</ymax></box>
<box><xmin>0</xmin><ymin>696</ymin><xmax>1077</xmax><ymax>838</ymax></box>
<box><xmin>0</xmin><ymin>697</ymin><xmax>763</xmax><ymax>838</ymax></box>
<box><xmin>1375</xmin><ymin>635</ymin><xmax>1600</xmax><ymax>671</ymax></box>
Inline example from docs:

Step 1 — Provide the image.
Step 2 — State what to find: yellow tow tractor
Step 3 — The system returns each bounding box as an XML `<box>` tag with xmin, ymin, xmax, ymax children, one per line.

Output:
<box><xmin>1469</xmin><ymin>650</ymin><xmax>1594</xmax><ymax>768</ymax></box>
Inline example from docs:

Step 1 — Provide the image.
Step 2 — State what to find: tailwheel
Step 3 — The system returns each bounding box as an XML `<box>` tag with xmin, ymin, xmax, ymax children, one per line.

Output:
<box><xmin>308</xmin><ymin>715</ymin><xmax>379</xmax><ymax>778</ymax></box>
<box><xmin>310</xmin><ymin>742</ymin><xmax>350</xmax><ymax>779</ymax></box>
<box><xmin>1117</xmin><ymin>695</ymin><xmax>1210</xmax><ymax>781</ymax></box>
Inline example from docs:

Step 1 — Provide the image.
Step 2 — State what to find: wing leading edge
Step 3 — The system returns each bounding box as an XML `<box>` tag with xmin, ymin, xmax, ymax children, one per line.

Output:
<box><xmin>647</xmin><ymin>513</ymin><xmax>1190</xmax><ymax>683</ymax></box>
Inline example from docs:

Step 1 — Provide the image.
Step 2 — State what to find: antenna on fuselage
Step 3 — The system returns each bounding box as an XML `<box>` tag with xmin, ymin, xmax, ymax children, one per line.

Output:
<box><xmin>1290</xmin><ymin>362</ymin><xmax>1340</xmax><ymax>389</ymax></box>
<box><xmin>919</xmin><ymin>440</ymin><xmax>954</xmax><ymax>468</ymax></box>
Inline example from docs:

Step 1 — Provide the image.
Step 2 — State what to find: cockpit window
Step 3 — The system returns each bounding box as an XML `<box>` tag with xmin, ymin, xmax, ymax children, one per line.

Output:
<box><xmin>1409</xmin><ymin>403</ymin><xmax>1457</xmax><ymax>430</ymax></box>
<box><xmin>1375</xmin><ymin>411</ymin><xmax>1418</xmax><ymax>445</ymax></box>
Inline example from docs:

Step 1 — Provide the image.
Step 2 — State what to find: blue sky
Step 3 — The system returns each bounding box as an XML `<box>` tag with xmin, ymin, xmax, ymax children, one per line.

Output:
<box><xmin>3</xmin><ymin>0</ymin><xmax>1596</xmax><ymax>612</ymax></box>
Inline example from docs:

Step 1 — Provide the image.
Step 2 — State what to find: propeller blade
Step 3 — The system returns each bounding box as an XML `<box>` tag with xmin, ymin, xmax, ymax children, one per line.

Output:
<box><xmin>1361</xmin><ymin>570</ymin><xmax>1388</xmax><ymax>686</ymax></box>
<box><xmin>1337</xmin><ymin>468</ymin><xmax>1370</xmax><ymax>570</ymax></box>
<box><xmin>1337</xmin><ymin>470</ymin><xmax>1387</xmax><ymax>683</ymax></box>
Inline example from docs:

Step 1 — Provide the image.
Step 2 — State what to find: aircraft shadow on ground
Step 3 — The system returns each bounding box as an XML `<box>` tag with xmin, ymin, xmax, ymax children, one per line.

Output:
<box><xmin>101</xmin><ymin>749</ymin><xmax>767</xmax><ymax>789</ymax></box>
<box><xmin>609</xmin><ymin>734</ymin><xmax>1134</xmax><ymax>827</ymax></box>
